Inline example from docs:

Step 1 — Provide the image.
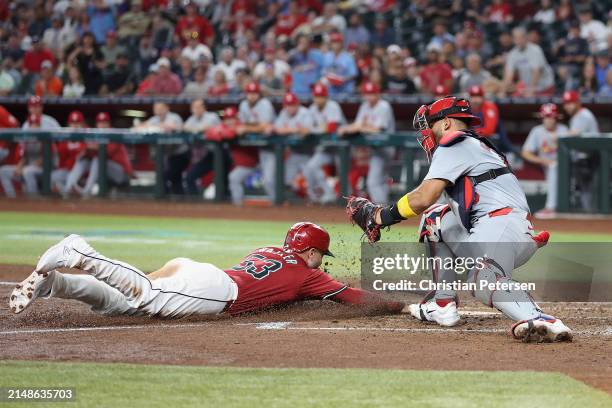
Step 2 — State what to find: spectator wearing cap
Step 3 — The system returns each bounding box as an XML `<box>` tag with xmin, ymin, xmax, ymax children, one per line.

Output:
<box><xmin>42</xmin><ymin>14</ymin><xmax>77</xmax><ymax>58</ymax></box>
<box><xmin>147</xmin><ymin>57</ymin><xmax>183</xmax><ymax>95</ymax></box>
<box><xmin>427</xmin><ymin>19</ymin><xmax>455</xmax><ymax>52</ymax></box>
<box><xmin>303</xmin><ymin>83</ymin><xmax>346</xmax><ymax>203</ymax></box>
<box><xmin>562</xmin><ymin>90</ymin><xmax>599</xmax><ymax>136</ymax></box>
<box><xmin>66</xmin><ymin>32</ymin><xmax>104</xmax><ymax>95</ymax></box>
<box><xmin>53</xmin><ymin>111</ymin><xmax>87</xmax><ymax>197</ymax></box>
<box><xmin>338</xmin><ymin>82</ymin><xmax>395</xmax><ymax>204</ymax></box>
<box><xmin>181</xmin><ymin>32</ymin><xmax>213</xmax><ymax>64</ymax></box>
<box><xmin>322</xmin><ymin>32</ymin><xmax>358</xmax><ymax>96</ymax></box>
<box><xmin>521</xmin><ymin>103</ymin><xmax>568</xmax><ymax>218</ymax></box>
<box><xmin>229</xmin><ymin>81</ymin><xmax>277</xmax><ymax>205</ymax></box>
<box><xmin>213</xmin><ymin>47</ymin><xmax>247</xmax><ymax>88</ymax></box>
<box><xmin>370</xmin><ymin>16</ymin><xmax>394</xmax><ymax>48</ymax></box>
<box><xmin>34</xmin><ymin>60</ymin><xmax>63</xmax><ymax>97</ymax></box>
<box><xmin>311</xmin><ymin>2</ymin><xmax>346</xmax><ymax>35</ymax></box>
<box><xmin>288</xmin><ymin>34</ymin><xmax>324</xmax><ymax>97</ymax></box>
<box><xmin>459</xmin><ymin>53</ymin><xmax>492</xmax><ymax>93</ymax></box>
<box><xmin>578</xmin><ymin>6</ymin><xmax>608</xmax><ymax>52</ymax></box>
<box><xmin>87</xmin><ymin>0</ymin><xmax>116</xmax><ymax>44</ymax></box>
<box><xmin>344</xmin><ymin>13</ymin><xmax>370</xmax><ymax>50</ymax></box>
<box><xmin>384</xmin><ymin>45</ymin><xmax>416</xmax><ymax>94</ymax></box>
<box><xmin>419</xmin><ymin>45</ymin><xmax>454</xmax><ymax>96</ymax></box>
<box><xmin>100</xmin><ymin>52</ymin><xmax>137</xmax><ymax>96</ymax></box>
<box><xmin>175</xmin><ymin>2</ymin><xmax>215</xmax><ymax>47</ymax></box>
<box><xmin>117</xmin><ymin>0</ymin><xmax>151</xmax><ymax>42</ymax></box>
<box><xmin>182</xmin><ymin>99</ymin><xmax>222</xmax><ymax>193</ymax></box>
<box><xmin>501</xmin><ymin>26</ymin><xmax>555</xmax><ymax>97</ymax></box>
<box><xmin>23</xmin><ymin>36</ymin><xmax>56</xmax><ymax>75</ymax></box>
<box><xmin>101</xmin><ymin>31</ymin><xmax>127</xmax><ymax>69</ymax></box>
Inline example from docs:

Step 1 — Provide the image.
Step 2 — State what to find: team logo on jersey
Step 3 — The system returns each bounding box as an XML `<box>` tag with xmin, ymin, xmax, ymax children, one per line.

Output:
<box><xmin>232</xmin><ymin>254</ymin><xmax>283</xmax><ymax>280</ymax></box>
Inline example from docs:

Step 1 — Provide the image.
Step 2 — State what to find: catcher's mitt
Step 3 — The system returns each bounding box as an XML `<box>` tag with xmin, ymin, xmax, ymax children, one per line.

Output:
<box><xmin>345</xmin><ymin>196</ymin><xmax>383</xmax><ymax>243</ymax></box>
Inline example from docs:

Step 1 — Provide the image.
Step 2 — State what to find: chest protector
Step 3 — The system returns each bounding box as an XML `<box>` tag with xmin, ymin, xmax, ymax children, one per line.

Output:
<box><xmin>439</xmin><ymin>130</ymin><xmax>512</xmax><ymax>230</ymax></box>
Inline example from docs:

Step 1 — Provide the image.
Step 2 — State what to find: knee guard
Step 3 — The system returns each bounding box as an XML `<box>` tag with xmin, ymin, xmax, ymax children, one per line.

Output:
<box><xmin>418</xmin><ymin>204</ymin><xmax>451</xmax><ymax>242</ymax></box>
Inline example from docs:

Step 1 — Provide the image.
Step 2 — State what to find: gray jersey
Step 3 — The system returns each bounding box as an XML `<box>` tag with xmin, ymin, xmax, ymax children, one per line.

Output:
<box><xmin>569</xmin><ymin>108</ymin><xmax>599</xmax><ymax>135</ymax></box>
<box><xmin>355</xmin><ymin>99</ymin><xmax>395</xmax><ymax>133</ymax></box>
<box><xmin>238</xmin><ymin>98</ymin><xmax>276</xmax><ymax>125</ymax></box>
<box><xmin>505</xmin><ymin>43</ymin><xmax>554</xmax><ymax>92</ymax></box>
<box><xmin>523</xmin><ymin>124</ymin><xmax>569</xmax><ymax>162</ymax></box>
<box><xmin>308</xmin><ymin>100</ymin><xmax>346</xmax><ymax>133</ymax></box>
<box><xmin>184</xmin><ymin>112</ymin><xmax>220</xmax><ymax>132</ymax></box>
<box><xmin>22</xmin><ymin>114</ymin><xmax>60</xmax><ymax>130</ymax></box>
<box><xmin>425</xmin><ymin>136</ymin><xmax>530</xmax><ymax>220</ymax></box>
<box><xmin>275</xmin><ymin>106</ymin><xmax>314</xmax><ymax>131</ymax></box>
<box><xmin>145</xmin><ymin>112</ymin><xmax>183</xmax><ymax>129</ymax></box>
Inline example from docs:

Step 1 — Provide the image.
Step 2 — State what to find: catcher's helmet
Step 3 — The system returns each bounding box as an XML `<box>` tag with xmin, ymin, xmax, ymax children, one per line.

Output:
<box><xmin>284</xmin><ymin>222</ymin><xmax>334</xmax><ymax>257</ymax></box>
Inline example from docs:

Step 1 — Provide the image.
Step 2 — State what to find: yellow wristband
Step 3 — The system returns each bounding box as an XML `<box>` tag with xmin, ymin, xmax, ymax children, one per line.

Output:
<box><xmin>397</xmin><ymin>194</ymin><xmax>417</xmax><ymax>218</ymax></box>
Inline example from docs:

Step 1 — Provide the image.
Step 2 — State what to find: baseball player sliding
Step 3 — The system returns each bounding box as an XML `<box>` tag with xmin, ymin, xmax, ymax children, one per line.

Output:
<box><xmin>346</xmin><ymin>96</ymin><xmax>572</xmax><ymax>343</ymax></box>
<box><xmin>10</xmin><ymin>223</ymin><xmax>404</xmax><ymax>318</ymax></box>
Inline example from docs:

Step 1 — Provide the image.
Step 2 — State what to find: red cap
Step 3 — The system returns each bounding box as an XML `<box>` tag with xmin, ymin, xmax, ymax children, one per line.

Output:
<box><xmin>96</xmin><ymin>112</ymin><xmax>111</xmax><ymax>123</ymax></box>
<box><xmin>434</xmin><ymin>84</ymin><xmax>449</xmax><ymax>97</ymax></box>
<box><xmin>68</xmin><ymin>110</ymin><xmax>84</xmax><ymax>124</ymax></box>
<box><xmin>28</xmin><ymin>95</ymin><xmax>42</xmax><ymax>107</ymax></box>
<box><xmin>539</xmin><ymin>103</ymin><xmax>560</xmax><ymax>118</ymax></box>
<box><xmin>563</xmin><ymin>90</ymin><xmax>580</xmax><ymax>104</ymax></box>
<box><xmin>329</xmin><ymin>32</ymin><xmax>343</xmax><ymax>43</ymax></box>
<box><xmin>361</xmin><ymin>81</ymin><xmax>380</xmax><ymax>95</ymax></box>
<box><xmin>223</xmin><ymin>106</ymin><xmax>237</xmax><ymax>119</ymax></box>
<box><xmin>283</xmin><ymin>92</ymin><xmax>299</xmax><ymax>106</ymax></box>
<box><xmin>468</xmin><ymin>85</ymin><xmax>484</xmax><ymax>97</ymax></box>
<box><xmin>284</xmin><ymin>222</ymin><xmax>333</xmax><ymax>257</ymax></box>
<box><xmin>245</xmin><ymin>81</ymin><xmax>260</xmax><ymax>94</ymax></box>
<box><xmin>312</xmin><ymin>83</ymin><xmax>328</xmax><ymax>97</ymax></box>
<box><xmin>27</xmin><ymin>113</ymin><xmax>41</xmax><ymax>125</ymax></box>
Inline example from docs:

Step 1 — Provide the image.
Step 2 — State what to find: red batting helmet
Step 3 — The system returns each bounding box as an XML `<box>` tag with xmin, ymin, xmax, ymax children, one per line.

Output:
<box><xmin>284</xmin><ymin>222</ymin><xmax>334</xmax><ymax>257</ymax></box>
<box><xmin>223</xmin><ymin>106</ymin><xmax>237</xmax><ymax>119</ymax></box>
<box><xmin>283</xmin><ymin>92</ymin><xmax>299</xmax><ymax>106</ymax></box>
<box><xmin>312</xmin><ymin>83</ymin><xmax>328</xmax><ymax>97</ymax></box>
<box><xmin>361</xmin><ymin>81</ymin><xmax>380</xmax><ymax>95</ymax></box>
<box><xmin>96</xmin><ymin>112</ymin><xmax>111</xmax><ymax>123</ymax></box>
<box><xmin>68</xmin><ymin>110</ymin><xmax>84</xmax><ymax>124</ymax></box>
<box><xmin>562</xmin><ymin>90</ymin><xmax>580</xmax><ymax>104</ymax></box>
<box><xmin>539</xmin><ymin>103</ymin><xmax>560</xmax><ymax>118</ymax></box>
<box><xmin>245</xmin><ymin>81</ymin><xmax>261</xmax><ymax>94</ymax></box>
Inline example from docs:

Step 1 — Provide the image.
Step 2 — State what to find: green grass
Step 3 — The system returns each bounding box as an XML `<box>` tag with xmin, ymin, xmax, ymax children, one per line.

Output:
<box><xmin>0</xmin><ymin>361</ymin><xmax>610</xmax><ymax>408</ymax></box>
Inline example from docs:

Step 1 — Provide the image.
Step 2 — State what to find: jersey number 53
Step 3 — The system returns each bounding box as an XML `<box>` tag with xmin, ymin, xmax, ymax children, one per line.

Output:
<box><xmin>231</xmin><ymin>254</ymin><xmax>282</xmax><ymax>280</ymax></box>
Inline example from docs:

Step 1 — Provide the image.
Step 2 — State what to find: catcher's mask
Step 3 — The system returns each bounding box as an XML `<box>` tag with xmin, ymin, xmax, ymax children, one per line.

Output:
<box><xmin>413</xmin><ymin>97</ymin><xmax>482</xmax><ymax>160</ymax></box>
<box><xmin>284</xmin><ymin>222</ymin><xmax>334</xmax><ymax>257</ymax></box>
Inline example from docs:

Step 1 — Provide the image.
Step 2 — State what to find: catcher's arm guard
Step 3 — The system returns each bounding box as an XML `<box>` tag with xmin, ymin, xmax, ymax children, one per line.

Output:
<box><xmin>345</xmin><ymin>196</ymin><xmax>404</xmax><ymax>243</ymax></box>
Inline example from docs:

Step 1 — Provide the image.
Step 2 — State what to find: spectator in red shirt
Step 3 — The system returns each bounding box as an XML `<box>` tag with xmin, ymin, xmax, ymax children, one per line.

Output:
<box><xmin>23</xmin><ymin>36</ymin><xmax>56</xmax><ymax>74</ymax></box>
<box><xmin>485</xmin><ymin>0</ymin><xmax>513</xmax><ymax>23</ymax></box>
<box><xmin>419</xmin><ymin>46</ymin><xmax>453</xmax><ymax>95</ymax></box>
<box><xmin>148</xmin><ymin>57</ymin><xmax>183</xmax><ymax>95</ymax></box>
<box><xmin>274</xmin><ymin>1</ymin><xmax>307</xmax><ymax>38</ymax></box>
<box><xmin>207</xmin><ymin>69</ymin><xmax>231</xmax><ymax>96</ymax></box>
<box><xmin>175</xmin><ymin>2</ymin><xmax>214</xmax><ymax>47</ymax></box>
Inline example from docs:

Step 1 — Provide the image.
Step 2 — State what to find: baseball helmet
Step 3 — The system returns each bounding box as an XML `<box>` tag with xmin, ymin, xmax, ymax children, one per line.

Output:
<box><xmin>361</xmin><ymin>81</ymin><xmax>380</xmax><ymax>95</ymax></box>
<box><xmin>68</xmin><ymin>110</ymin><xmax>84</xmax><ymax>124</ymax></box>
<box><xmin>283</xmin><ymin>92</ymin><xmax>299</xmax><ymax>106</ymax></box>
<box><xmin>312</xmin><ymin>83</ymin><xmax>328</xmax><ymax>97</ymax></box>
<box><xmin>562</xmin><ymin>90</ymin><xmax>580</xmax><ymax>104</ymax></box>
<box><xmin>539</xmin><ymin>103</ymin><xmax>560</xmax><ymax>118</ymax></box>
<box><xmin>468</xmin><ymin>85</ymin><xmax>484</xmax><ymax>97</ymax></box>
<box><xmin>96</xmin><ymin>112</ymin><xmax>111</xmax><ymax>123</ymax></box>
<box><xmin>245</xmin><ymin>81</ymin><xmax>261</xmax><ymax>94</ymax></box>
<box><xmin>223</xmin><ymin>106</ymin><xmax>237</xmax><ymax>119</ymax></box>
<box><xmin>284</xmin><ymin>222</ymin><xmax>334</xmax><ymax>257</ymax></box>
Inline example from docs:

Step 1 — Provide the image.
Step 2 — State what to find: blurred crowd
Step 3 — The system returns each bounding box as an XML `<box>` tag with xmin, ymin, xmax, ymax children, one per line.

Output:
<box><xmin>0</xmin><ymin>0</ymin><xmax>611</xmax><ymax>99</ymax></box>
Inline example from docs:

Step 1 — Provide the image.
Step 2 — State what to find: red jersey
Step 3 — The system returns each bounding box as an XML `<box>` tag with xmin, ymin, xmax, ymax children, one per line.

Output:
<box><xmin>55</xmin><ymin>141</ymin><xmax>85</xmax><ymax>170</ymax></box>
<box><xmin>419</xmin><ymin>63</ymin><xmax>453</xmax><ymax>95</ymax></box>
<box><xmin>175</xmin><ymin>15</ymin><xmax>214</xmax><ymax>45</ymax></box>
<box><xmin>107</xmin><ymin>143</ymin><xmax>133</xmax><ymax>177</ymax></box>
<box><xmin>224</xmin><ymin>246</ymin><xmax>403</xmax><ymax>315</ymax></box>
<box><xmin>472</xmin><ymin>100</ymin><xmax>500</xmax><ymax>137</ymax></box>
<box><xmin>23</xmin><ymin>48</ymin><xmax>56</xmax><ymax>73</ymax></box>
<box><xmin>0</xmin><ymin>106</ymin><xmax>19</xmax><ymax>164</ymax></box>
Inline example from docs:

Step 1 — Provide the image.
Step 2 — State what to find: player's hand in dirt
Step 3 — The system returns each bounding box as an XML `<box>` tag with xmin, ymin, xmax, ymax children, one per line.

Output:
<box><xmin>345</xmin><ymin>196</ymin><xmax>383</xmax><ymax>243</ymax></box>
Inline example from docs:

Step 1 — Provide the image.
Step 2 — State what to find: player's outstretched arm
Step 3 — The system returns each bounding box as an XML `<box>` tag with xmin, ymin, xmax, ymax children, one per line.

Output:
<box><xmin>327</xmin><ymin>286</ymin><xmax>405</xmax><ymax>315</ymax></box>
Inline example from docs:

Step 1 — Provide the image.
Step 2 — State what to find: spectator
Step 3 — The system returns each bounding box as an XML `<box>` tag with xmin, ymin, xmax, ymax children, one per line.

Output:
<box><xmin>501</xmin><ymin>26</ymin><xmax>555</xmax><ymax>96</ymax></box>
<box><xmin>136</xmin><ymin>35</ymin><xmax>159</xmax><ymax>76</ymax></box>
<box><xmin>562</xmin><ymin>90</ymin><xmax>599</xmax><ymax>136</ymax></box>
<box><xmin>485</xmin><ymin>0</ymin><xmax>513</xmax><ymax>23</ymax></box>
<box><xmin>177</xmin><ymin>56</ymin><xmax>194</xmax><ymax>84</ymax></box>
<box><xmin>344</xmin><ymin>13</ymin><xmax>370</xmax><ymax>50</ymax></box>
<box><xmin>253</xmin><ymin>48</ymin><xmax>290</xmax><ymax>82</ymax></box>
<box><xmin>274</xmin><ymin>1</ymin><xmax>307</xmax><ymax>38</ymax></box>
<box><xmin>288</xmin><ymin>34</ymin><xmax>323</xmax><ymax>96</ymax></box>
<box><xmin>136</xmin><ymin>63</ymin><xmax>159</xmax><ymax>95</ymax></box>
<box><xmin>578</xmin><ymin>5</ymin><xmax>608</xmax><ymax>52</ymax></box>
<box><xmin>62</xmin><ymin>66</ymin><xmax>86</xmax><ymax>98</ymax></box>
<box><xmin>598</xmin><ymin>68</ymin><xmax>612</xmax><ymax>96</ymax></box>
<box><xmin>175</xmin><ymin>3</ymin><xmax>214</xmax><ymax>47</ymax></box>
<box><xmin>87</xmin><ymin>0</ymin><xmax>116</xmax><ymax>44</ymax></box>
<box><xmin>384</xmin><ymin>46</ymin><xmax>416</xmax><ymax>94</ymax></box>
<box><xmin>311</xmin><ymin>2</ymin><xmax>346</xmax><ymax>34</ymax></box>
<box><xmin>485</xmin><ymin>31</ymin><xmax>514</xmax><ymax>78</ymax></box>
<box><xmin>100</xmin><ymin>53</ymin><xmax>137</xmax><ymax>96</ymax></box>
<box><xmin>2</xmin><ymin>35</ymin><xmax>25</xmax><ymax>65</ymax></box>
<box><xmin>579</xmin><ymin>58</ymin><xmax>599</xmax><ymax>96</ymax></box>
<box><xmin>151</xmin><ymin>11</ymin><xmax>174</xmax><ymax>50</ymax></box>
<box><xmin>556</xmin><ymin>20</ymin><xmax>590</xmax><ymax>77</ymax></box>
<box><xmin>594</xmin><ymin>50</ymin><xmax>611</xmax><ymax>88</ymax></box>
<box><xmin>260</xmin><ymin>63</ymin><xmax>286</xmax><ymax>97</ymax></box>
<box><xmin>183</xmin><ymin>99</ymin><xmax>222</xmax><ymax>196</ymax></box>
<box><xmin>427</xmin><ymin>19</ymin><xmax>455</xmax><ymax>51</ymax></box>
<box><xmin>148</xmin><ymin>57</ymin><xmax>183</xmax><ymax>95</ymax></box>
<box><xmin>370</xmin><ymin>15</ymin><xmax>394</xmax><ymax>48</ymax></box>
<box><xmin>557</xmin><ymin>0</ymin><xmax>574</xmax><ymax>22</ymax></box>
<box><xmin>23</xmin><ymin>36</ymin><xmax>56</xmax><ymax>75</ymax></box>
<box><xmin>117</xmin><ymin>0</ymin><xmax>151</xmax><ymax>42</ymax></box>
<box><xmin>208</xmin><ymin>69</ymin><xmax>232</xmax><ymax>96</ymax></box>
<box><xmin>66</xmin><ymin>32</ymin><xmax>104</xmax><ymax>95</ymax></box>
<box><xmin>101</xmin><ymin>31</ymin><xmax>126</xmax><ymax>69</ymax></box>
<box><xmin>52</xmin><ymin>111</ymin><xmax>87</xmax><ymax>196</ymax></box>
<box><xmin>42</xmin><ymin>14</ymin><xmax>76</xmax><ymax>58</ymax></box>
<box><xmin>468</xmin><ymin>85</ymin><xmax>516</xmax><ymax>155</ymax></box>
<box><xmin>181</xmin><ymin>65</ymin><xmax>210</xmax><ymax>98</ymax></box>
<box><xmin>322</xmin><ymin>32</ymin><xmax>358</xmax><ymax>96</ymax></box>
<box><xmin>521</xmin><ymin>103</ymin><xmax>568</xmax><ymax>218</ymax></box>
<box><xmin>419</xmin><ymin>45</ymin><xmax>453</xmax><ymax>96</ymax></box>
<box><xmin>213</xmin><ymin>47</ymin><xmax>247</xmax><ymax>87</ymax></box>
<box><xmin>181</xmin><ymin>31</ymin><xmax>213</xmax><ymax>64</ymax></box>
<box><xmin>459</xmin><ymin>53</ymin><xmax>492</xmax><ymax>92</ymax></box>
<box><xmin>0</xmin><ymin>65</ymin><xmax>15</xmax><ymax>96</ymax></box>
<box><xmin>34</xmin><ymin>60</ymin><xmax>63</xmax><ymax>97</ymax></box>
<box><xmin>533</xmin><ymin>0</ymin><xmax>556</xmax><ymax>24</ymax></box>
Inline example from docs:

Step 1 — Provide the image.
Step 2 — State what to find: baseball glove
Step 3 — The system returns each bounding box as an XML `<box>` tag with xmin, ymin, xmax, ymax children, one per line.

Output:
<box><xmin>345</xmin><ymin>196</ymin><xmax>383</xmax><ymax>243</ymax></box>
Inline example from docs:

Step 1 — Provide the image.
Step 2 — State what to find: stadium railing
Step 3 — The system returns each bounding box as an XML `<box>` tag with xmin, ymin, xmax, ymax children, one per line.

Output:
<box><xmin>0</xmin><ymin>129</ymin><xmax>421</xmax><ymax>205</ymax></box>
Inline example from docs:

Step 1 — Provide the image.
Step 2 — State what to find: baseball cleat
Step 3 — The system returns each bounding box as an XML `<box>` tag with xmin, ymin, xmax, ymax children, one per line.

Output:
<box><xmin>408</xmin><ymin>299</ymin><xmax>460</xmax><ymax>327</ymax></box>
<box><xmin>510</xmin><ymin>315</ymin><xmax>573</xmax><ymax>343</ymax></box>
<box><xmin>9</xmin><ymin>270</ymin><xmax>54</xmax><ymax>314</ymax></box>
<box><xmin>35</xmin><ymin>234</ymin><xmax>93</xmax><ymax>273</ymax></box>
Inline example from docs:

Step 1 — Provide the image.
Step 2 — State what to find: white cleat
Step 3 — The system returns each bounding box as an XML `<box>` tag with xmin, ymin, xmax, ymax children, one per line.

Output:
<box><xmin>408</xmin><ymin>299</ymin><xmax>461</xmax><ymax>327</ymax></box>
<box><xmin>9</xmin><ymin>270</ymin><xmax>54</xmax><ymax>314</ymax></box>
<box><xmin>511</xmin><ymin>316</ymin><xmax>573</xmax><ymax>343</ymax></box>
<box><xmin>35</xmin><ymin>234</ymin><xmax>92</xmax><ymax>274</ymax></box>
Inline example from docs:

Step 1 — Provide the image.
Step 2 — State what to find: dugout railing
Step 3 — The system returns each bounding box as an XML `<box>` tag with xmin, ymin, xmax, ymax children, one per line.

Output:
<box><xmin>0</xmin><ymin>129</ymin><xmax>422</xmax><ymax>205</ymax></box>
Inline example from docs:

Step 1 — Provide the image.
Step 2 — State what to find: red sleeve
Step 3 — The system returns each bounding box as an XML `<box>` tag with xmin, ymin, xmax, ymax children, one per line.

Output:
<box><xmin>479</xmin><ymin>102</ymin><xmax>499</xmax><ymax>137</ymax></box>
<box><xmin>299</xmin><ymin>268</ymin><xmax>347</xmax><ymax>299</ymax></box>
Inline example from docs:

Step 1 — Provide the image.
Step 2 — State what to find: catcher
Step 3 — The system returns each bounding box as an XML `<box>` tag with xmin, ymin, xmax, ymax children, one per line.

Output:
<box><xmin>10</xmin><ymin>223</ymin><xmax>404</xmax><ymax>318</ymax></box>
<box><xmin>347</xmin><ymin>96</ymin><xmax>572</xmax><ymax>343</ymax></box>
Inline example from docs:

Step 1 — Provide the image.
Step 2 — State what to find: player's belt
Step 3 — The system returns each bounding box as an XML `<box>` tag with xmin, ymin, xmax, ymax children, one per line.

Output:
<box><xmin>470</xmin><ymin>167</ymin><xmax>511</xmax><ymax>185</ymax></box>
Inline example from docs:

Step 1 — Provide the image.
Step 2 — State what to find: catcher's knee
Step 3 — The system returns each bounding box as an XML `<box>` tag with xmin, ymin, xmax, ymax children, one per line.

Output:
<box><xmin>418</xmin><ymin>204</ymin><xmax>451</xmax><ymax>242</ymax></box>
<box><xmin>468</xmin><ymin>259</ymin><xmax>507</xmax><ymax>307</ymax></box>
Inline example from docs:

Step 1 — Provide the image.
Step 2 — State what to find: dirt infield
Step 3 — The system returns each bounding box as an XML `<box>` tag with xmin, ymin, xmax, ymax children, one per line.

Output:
<box><xmin>1</xmin><ymin>198</ymin><xmax>612</xmax><ymax>233</ymax></box>
<box><xmin>0</xmin><ymin>265</ymin><xmax>610</xmax><ymax>394</ymax></box>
